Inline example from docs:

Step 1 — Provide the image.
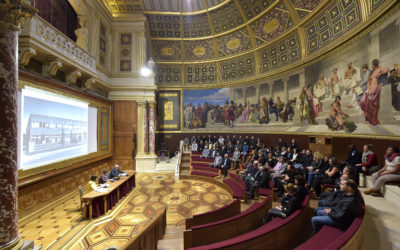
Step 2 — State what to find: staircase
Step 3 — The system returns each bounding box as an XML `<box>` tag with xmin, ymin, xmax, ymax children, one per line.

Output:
<box><xmin>180</xmin><ymin>152</ymin><xmax>191</xmax><ymax>176</ymax></box>
<box><xmin>157</xmin><ymin>225</ymin><xmax>185</xmax><ymax>250</ymax></box>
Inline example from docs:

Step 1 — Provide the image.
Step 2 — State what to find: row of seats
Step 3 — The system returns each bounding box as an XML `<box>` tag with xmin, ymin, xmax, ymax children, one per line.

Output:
<box><xmin>188</xmin><ymin>195</ymin><xmax>311</xmax><ymax>250</ymax></box>
<box><xmin>184</xmin><ymin>196</ymin><xmax>272</xmax><ymax>249</ymax></box>
<box><xmin>295</xmin><ymin>195</ymin><xmax>366</xmax><ymax>250</ymax></box>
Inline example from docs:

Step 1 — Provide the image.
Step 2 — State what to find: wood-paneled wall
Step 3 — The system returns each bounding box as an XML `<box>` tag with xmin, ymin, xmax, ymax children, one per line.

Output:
<box><xmin>112</xmin><ymin>101</ymin><xmax>137</xmax><ymax>170</ymax></box>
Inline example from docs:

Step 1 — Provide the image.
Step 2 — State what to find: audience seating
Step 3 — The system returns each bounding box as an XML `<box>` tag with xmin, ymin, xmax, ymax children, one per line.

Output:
<box><xmin>191</xmin><ymin>170</ymin><xmax>219</xmax><ymax>178</ymax></box>
<box><xmin>185</xmin><ymin>199</ymin><xmax>241</xmax><ymax>229</ymax></box>
<box><xmin>295</xmin><ymin>195</ymin><xmax>366</xmax><ymax>250</ymax></box>
<box><xmin>223</xmin><ymin>178</ymin><xmax>246</xmax><ymax>202</ymax></box>
<box><xmin>188</xmin><ymin>195</ymin><xmax>311</xmax><ymax>250</ymax></box>
<box><xmin>184</xmin><ymin>196</ymin><xmax>272</xmax><ymax>249</ymax></box>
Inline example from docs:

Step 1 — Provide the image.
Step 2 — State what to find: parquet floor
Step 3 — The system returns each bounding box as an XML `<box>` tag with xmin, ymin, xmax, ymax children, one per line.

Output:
<box><xmin>19</xmin><ymin>173</ymin><xmax>233</xmax><ymax>249</ymax></box>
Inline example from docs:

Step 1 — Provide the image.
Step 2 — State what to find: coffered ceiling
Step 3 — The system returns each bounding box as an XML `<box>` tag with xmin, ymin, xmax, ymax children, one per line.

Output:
<box><xmin>100</xmin><ymin>0</ymin><xmax>396</xmax><ymax>88</ymax></box>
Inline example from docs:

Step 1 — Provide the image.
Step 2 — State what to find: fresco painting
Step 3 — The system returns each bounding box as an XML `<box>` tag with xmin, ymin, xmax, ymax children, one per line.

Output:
<box><xmin>182</xmin><ymin>12</ymin><xmax>400</xmax><ymax>137</ymax></box>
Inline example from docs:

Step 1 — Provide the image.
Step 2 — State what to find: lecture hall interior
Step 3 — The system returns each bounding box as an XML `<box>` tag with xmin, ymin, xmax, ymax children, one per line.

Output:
<box><xmin>1</xmin><ymin>0</ymin><xmax>400</xmax><ymax>249</ymax></box>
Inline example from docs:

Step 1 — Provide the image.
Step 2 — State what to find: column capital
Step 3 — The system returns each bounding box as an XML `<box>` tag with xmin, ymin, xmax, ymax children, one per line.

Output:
<box><xmin>282</xmin><ymin>77</ymin><xmax>290</xmax><ymax>83</ymax></box>
<box><xmin>148</xmin><ymin>101</ymin><xmax>156</xmax><ymax>107</ymax></box>
<box><xmin>137</xmin><ymin>100</ymin><xmax>147</xmax><ymax>107</ymax></box>
<box><xmin>0</xmin><ymin>1</ymin><xmax>37</xmax><ymax>30</ymax></box>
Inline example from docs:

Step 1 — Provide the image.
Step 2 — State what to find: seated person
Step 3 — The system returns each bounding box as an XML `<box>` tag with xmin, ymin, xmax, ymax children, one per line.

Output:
<box><xmin>247</xmin><ymin>165</ymin><xmax>269</xmax><ymax>199</ymax></box>
<box><xmin>312</xmin><ymin>178</ymin><xmax>362</xmax><ymax>234</ymax></box>
<box><xmin>232</xmin><ymin>147</ymin><xmax>241</xmax><ymax>169</ymax></box>
<box><xmin>270</xmin><ymin>156</ymin><xmax>287</xmax><ymax>182</ymax></box>
<box><xmin>276</xmin><ymin>161</ymin><xmax>297</xmax><ymax>196</ymax></box>
<box><xmin>354</xmin><ymin>144</ymin><xmax>379</xmax><ymax>185</ymax></box>
<box><xmin>98</xmin><ymin>169</ymin><xmax>109</xmax><ymax>184</ymax></box>
<box><xmin>310</xmin><ymin>157</ymin><xmax>340</xmax><ymax>196</ymax></box>
<box><xmin>200</xmin><ymin>146</ymin><xmax>211</xmax><ymax>159</ymax></box>
<box><xmin>191</xmin><ymin>141</ymin><xmax>198</xmax><ymax>152</ymax></box>
<box><xmin>220</xmin><ymin>153</ymin><xmax>231</xmax><ymax>178</ymax></box>
<box><xmin>241</xmin><ymin>141</ymin><xmax>250</xmax><ymax>161</ymax></box>
<box><xmin>109</xmin><ymin>163</ymin><xmax>126</xmax><ymax>179</ymax></box>
<box><xmin>209</xmin><ymin>152</ymin><xmax>222</xmax><ymax>168</ymax></box>
<box><xmin>365</xmin><ymin>146</ymin><xmax>400</xmax><ymax>196</ymax></box>
<box><xmin>183</xmin><ymin>137</ymin><xmax>190</xmax><ymax>151</ymax></box>
<box><xmin>87</xmin><ymin>175</ymin><xmax>98</xmax><ymax>192</ymax></box>
<box><xmin>241</xmin><ymin>160</ymin><xmax>259</xmax><ymax>184</ymax></box>
<box><xmin>264</xmin><ymin>183</ymin><xmax>303</xmax><ymax>223</ymax></box>
<box><xmin>306</xmin><ymin>152</ymin><xmax>324</xmax><ymax>187</ymax></box>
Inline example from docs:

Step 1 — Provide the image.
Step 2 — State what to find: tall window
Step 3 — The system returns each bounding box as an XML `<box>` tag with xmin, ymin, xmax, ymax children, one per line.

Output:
<box><xmin>32</xmin><ymin>0</ymin><xmax>78</xmax><ymax>41</ymax></box>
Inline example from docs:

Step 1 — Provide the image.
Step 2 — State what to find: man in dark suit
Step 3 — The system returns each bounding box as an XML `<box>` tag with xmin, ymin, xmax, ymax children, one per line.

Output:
<box><xmin>345</xmin><ymin>144</ymin><xmax>362</xmax><ymax>168</ymax></box>
<box><xmin>109</xmin><ymin>163</ymin><xmax>126</xmax><ymax>179</ymax></box>
<box><xmin>247</xmin><ymin>166</ymin><xmax>270</xmax><ymax>199</ymax></box>
<box><xmin>220</xmin><ymin>153</ymin><xmax>231</xmax><ymax>178</ymax></box>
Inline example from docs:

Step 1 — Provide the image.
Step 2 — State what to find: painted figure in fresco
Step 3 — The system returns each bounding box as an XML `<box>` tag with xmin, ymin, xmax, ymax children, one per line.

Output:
<box><xmin>229</xmin><ymin>100</ymin><xmax>236</xmax><ymax>128</ymax></box>
<box><xmin>249</xmin><ymin>104</ymin><xmax>259</xmax><ymax>123</ymax></box>
<box><xmin>223</xmin><ymin>100</ymin><xmax>230</xmax><ymax>127</ymax></box>
<box><xmin>207</xmin><ymin>106</ymin><xmax>216</xmax><ymax>124</ymax></box>
<box><xmin>269</xmin><ymin>97</ymin><xmax>279</xmax><ymax>121</ymax></box>
<box><xmin>360</xmin><ymin>59</ymin><xmax>389</xmax><ymax>126</ymax></box>
<box><xmin>240</xmin><ymin>104</ymin><xmax>250</xmax><ymax>123</ymax></box>
<box><xmin>306</xmin><ymin>84</ymin><xmax>322</xmax><ymax>119</ymax></box>
<box><xmin>299</xmin><ymin>87</ymin><xmax>317</xmax><ymax>126</ymax></box>
<box><xmin>357</xmin><ymin>64</ymin><xmax>371</xmax><ymax>103</ymax></box>
<box><xmin>184</xmin><ymin>103</ymin><xmax>193</xmax><ymax>128</ymax></box>
<box><xmin>276</xmin><ymin>97</ymin><xmax>284</xmax><ymax>116</ymax></box>
<box><xmin>343</xmin><ymin>62</ymin><xmax>358</xmax><ymax>95</ymax></box>
<box><xmin>281</xmin><ymin>98</ymin><xmax>295</xmax><ymax>122</ymax></box>
<box><xmin>329</xmin><ymin>68</ymin><xmax>341</xmax><ymax>97</ymax></box>
<box><xmin>314</xmin><ymin>74</ymin><xmax>328</xmax><ymax>100</ymax></box>
<box><xmin>326</xmin><ymin>96</ymin><xmax>349</xmax><ymax>131</ymax></box>
<box><xmin>259</xmin><ymin>97</ymin><xmax>270</xmax><ymax>124</ymax></box>
<box><xmin>389</xmin><ymin>66</ymin><xmax>400</xmax><ymax>111</ymax></box>
<box><xmin>203</xmin><ymin>102</ymin><xmax>210</xmax><ymax>125</ymax></box>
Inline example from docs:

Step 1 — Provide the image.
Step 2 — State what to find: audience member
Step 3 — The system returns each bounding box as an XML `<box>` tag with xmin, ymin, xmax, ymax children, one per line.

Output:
<box><xmin>220</xmin><ymin>153</ymin><xmax>231</xmax><ymax>178</ymax></box>
<box><xmin>247</xmin><ymin>165</ymin><xmax>269</xmax><ymax>199</ymax></box>
<box><xmin>310</xmin><ymin>157</ymin><xmax>340</xmax><ymax>196</ymax></box>
<box><xmin>354</xmin><ymin>144</ymin><xmax>379</xmax><ymax>185</ymax></box>
<box><xmin>191</xmin><ymin>141</ymin><xmax>198</xmax><ymax>152</ymax></box>
<box><xmin>311</xmin><ymin>178</ymin><xmax>362</xmax><ymax>234</ymax></box>
<box><xmin>200</xmin><ymin>145</ymin><xmax>210</xmax><ymax>159</ymax></box>
<box><xmin>209</xmin><ymin>152</ymin><xmax>223</xmax><ymax>168</ymax></box>
<box><xmin>344</xmin><ymin>144</ymin><xmax>362</xmax><ymax>168</ymax></box>
<box><xmin>264</xmin><ymin>183</ymin><xmax>303</xmax><ymax>223</ymax></box>
<box><xmin>365</xmin><ymin>146</ymin><xmax>400</xmax><ymax>196</ymax></box>
<box><xmin>306</xmin><ymin>151</ymin><xmax>324</xmax><ymax>186</ymax></box>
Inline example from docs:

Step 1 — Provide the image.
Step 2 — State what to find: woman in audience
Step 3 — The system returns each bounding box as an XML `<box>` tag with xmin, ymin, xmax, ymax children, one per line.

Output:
<box><xmin>200</xmin><ymin>145</ymin><xmax>210</xmax><ymax>159</ymax></box>
<box><xmin>290</xmin><ymin>147</ymin><xmax>300</xmax><ymax>164</ymax></box>
<box><xmin>266</xmin><ymin>153</ymin><xmax>276</xmax><ymax>169</ymax></box>
<box><xmin>354</xmin><ymin>144</ymin><xmax>379</xmax><ymax>185</ymax></box>
<box><xmin>306</xmin><ymin>151</ymin><xmax>324</xmax><ymax>187</ymax></box>
<box><xmin>310</xmin><ymin>157</ymin><xmax>340</xmax><ymax>196</ymax></box>
<box><xmin>264</xmin><ymin>183</ymin><xmax>303</xmax><ymax>223</ymax></box>
<box><xmin>365</xmin><ymin>146</ymin><xmax>400</xmax><ymax>196</ymax></box>
<box><xmin>191</xmin><ymin>140</ymin><xmax>198</xmax><ymax>152</ymax></box>
<box><xmin>276</xmin><ymin>161</ymin><xmax>297</xmax><ymax>196</ymax></box>
<box><xmin>87</xmin><ymin>175</ymin><xmax>98</xmax><ymax>192</ymax></box>
<box><xmin>99</xmin><ymin>169</ymin><xmax>109</xmax><ymax>184</ymax></box>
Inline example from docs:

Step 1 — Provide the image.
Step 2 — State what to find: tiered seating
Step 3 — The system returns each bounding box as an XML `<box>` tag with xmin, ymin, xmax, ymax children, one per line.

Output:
<box><xmin>188</xmin><ymin>195</ymin><xmax>311</xmax><ymax>250</ymax></box>
<box><xmin>191</xmin><ymin>155</ymin><xmax>214</xmax><ymax>162</ymax></box>
<box><xmin>185</xmin><ymin>199</ymin><xmax>241</xmax><ymax>229</ymax></box>
<box><xmin>223</xmin><ymin>177</ymin><xmax>246</xmax><ymax>202</ymax></box>
<box><xmin>184</xmin><ymin>196</ymin><xmax>272</xmax><ymax>249</ymax></box>
<box><xmin>191</xmin><ymin>166</ymin><xmax>220</xmax><ymax>178</ymax></box>
<box><xmin>295</xmin><ymin>195</ymin><xmax>366</xmax><ymax>250</ymax></box>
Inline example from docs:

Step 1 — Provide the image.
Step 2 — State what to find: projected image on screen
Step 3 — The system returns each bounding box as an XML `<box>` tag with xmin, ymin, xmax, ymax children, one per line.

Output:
<box><xmin>21</xmin><ymin>87</ymin><xmax>90</xmax><ymax>169</ymax></box>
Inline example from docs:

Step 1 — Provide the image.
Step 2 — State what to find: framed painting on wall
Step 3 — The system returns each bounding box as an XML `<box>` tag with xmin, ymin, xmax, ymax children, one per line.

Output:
<box><xmin>157</xmin><ymin>90</ymin><xmax>181</xmax><ymax>131</ymax></box>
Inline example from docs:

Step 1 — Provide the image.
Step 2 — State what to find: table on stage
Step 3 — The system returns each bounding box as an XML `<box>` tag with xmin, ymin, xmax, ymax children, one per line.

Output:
<box><xmin>82</xmin><ymin>170</ymin><xmax>136</xmax><ymax>219</ymax></box>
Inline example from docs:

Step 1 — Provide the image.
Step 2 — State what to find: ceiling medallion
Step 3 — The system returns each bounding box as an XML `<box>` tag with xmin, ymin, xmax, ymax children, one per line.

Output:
<box><xmin>192</xmin><ymin>46</ymin><xmax>206</xmax><ymax>56</ymax></box>
<box><xmin>226</xmin><ymin>38</ymin><xmax>241</xmax><ymax>50</ymax></box>
<box><xmin>263</xmin><ymin>18</ymin><xmax>280</xmax><ymax>33</ymax></box>
<box><xmin>161</xmin><ymin>47</ymin><xmax>174</xmax><ymax>56</ymax></box>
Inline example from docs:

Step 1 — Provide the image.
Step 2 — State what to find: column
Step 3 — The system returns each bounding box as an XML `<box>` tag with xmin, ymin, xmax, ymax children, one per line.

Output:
<box><xmin>299</xmin><ymin>71</ymin><xmax>306</xmax><ymax>92</ymax></box>
<box><xmin>242</xmin><ymin>87</ymin><xmax>247</xmax><ymax>104</ymax></box>
<box><xmin>148</xmin><ymin>101</ymin><xmax>156</xmax><ymax>155</ymax></box>
<box><xmin>283</xmin><ymin>78</ymin><xmax>289</xmax><ymax>102</ymax></box>
<box><xmin>368</xmin><ymin>29</ymin><xmax>380</xmax><ymax>64</ymax></box>
<box><xmin>0</xmin><ymin>1</ymin><xmax>36</xmax><ymax>249</ymax></box>
<box><xmin>134</xmin><ymin>31</ymin><xmax>146</xmax><ymax>73</ymax></box>
<box><xmin>136</xmin><ymin>101</ymin><xmax>146</xmax><ymax>156</ymax></box>
<box><xmin>255</xmin><ymin>84</ymin><xmax>260</xmax><ymax>104</ymax></box>
<box><xmin>269</xmin><ymin>83</ymin><xmax>273</xmax><ymax>98</ymax></box>
<box><xmin>143</xmin><ymin>102</ymin><xmax>148</xmax><ymax>154</ymax></box>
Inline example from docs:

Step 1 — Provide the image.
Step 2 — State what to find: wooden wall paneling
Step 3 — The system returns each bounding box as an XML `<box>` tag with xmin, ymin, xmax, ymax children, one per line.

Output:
<box><xmin>18</xmin><ymin>158</ymin><xmax>113</xmax><ymax>217</ymax></box>
<box><xmin>112</xmin><ymin>101</ymin><xmax>138</xmax><ymax>170</ymax></box>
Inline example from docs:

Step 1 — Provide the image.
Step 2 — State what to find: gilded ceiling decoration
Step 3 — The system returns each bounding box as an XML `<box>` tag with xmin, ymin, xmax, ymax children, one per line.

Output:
<box><xmin>100</xmin><ymin>0</ymin><xmax>397</xmax><ymax>87</ymax></box>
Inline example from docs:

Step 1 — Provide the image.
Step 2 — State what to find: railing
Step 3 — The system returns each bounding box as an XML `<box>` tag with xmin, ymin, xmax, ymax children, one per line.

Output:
<box><xmin>19</xmin><ymin>15</ymin><xmax>97</xmax><ymax>75</ymax></box>
<box><xmin>175</xmin><ymin>140</ymin><xmax>184</xmax><ymax>180</ymax></box>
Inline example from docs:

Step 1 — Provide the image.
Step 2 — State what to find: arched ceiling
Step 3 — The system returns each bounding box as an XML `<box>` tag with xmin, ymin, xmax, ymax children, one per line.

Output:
<box><xmin>100</xmin><ymin>0</ymin><xmax>395</xmax><ymax>88</ymax></box>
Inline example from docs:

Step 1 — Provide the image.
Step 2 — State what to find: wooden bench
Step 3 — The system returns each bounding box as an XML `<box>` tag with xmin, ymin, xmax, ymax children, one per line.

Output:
<box><xmin>184</xmin><ymin>196</ymin><xmax>272</xmax><ymax>249</ymax></box>
<box><xmin>185</xmin><ymin>199</ymin><xmax>241</xmax><ymax>229</ymax></box>
<box><xmin>188</xmin><ymin>195</ymin><xmax>311</xmax><ymax>250</ymax></box>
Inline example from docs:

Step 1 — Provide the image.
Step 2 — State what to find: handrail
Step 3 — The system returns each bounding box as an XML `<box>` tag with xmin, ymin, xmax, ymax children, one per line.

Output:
<box><xmin>175</xmin><ymin>140</ymin><xmax>184</xmax><ymax>180</ymax></box>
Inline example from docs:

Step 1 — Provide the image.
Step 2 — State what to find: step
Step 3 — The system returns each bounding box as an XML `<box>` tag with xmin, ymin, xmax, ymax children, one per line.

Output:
<box><xmin>366</xmin><ymin>176</ymin><xmax>400</xmax><ymax>209</ymax></box>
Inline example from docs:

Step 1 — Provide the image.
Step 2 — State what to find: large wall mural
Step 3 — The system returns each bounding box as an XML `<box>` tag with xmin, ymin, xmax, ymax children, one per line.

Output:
<box><xmin>181</xmin><ymin>11</ymin><xmax>400</xmax><ymax>137</ymax></box>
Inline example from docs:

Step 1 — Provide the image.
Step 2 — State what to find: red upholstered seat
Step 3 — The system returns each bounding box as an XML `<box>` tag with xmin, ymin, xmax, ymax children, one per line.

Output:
<box><xmin>223</xmin><ymin>178</ymin><xmax>244</xmax><ymax>199</ymax></box>
<box><xmin>191</xmin><ymin>170</ymin><xmax>218</xmax><ymax>178</ymax></box>
<box><xmin>192</xmin><ymin>199</ymin><xmax>240</xmax><ymax>219</ymax></box>
<box><xmin>228</xmin><ymin>173</ymin><xmax>246</xmax><ymax>190</ymax></box>
<box><xmin>191</xmin><ymin>156</ymin><xmax>214</xmax><ymax>162</ymax></box>
<box><xmin>192</xmin><ymin>152</ymin><xmax>202</xmax><ymax>155</ymax></box>
<box><xmin>192</xmin><ymin>165</ymin><xmax>219</xmax><ymax>173</ymax></box>
<box><xmin>192</xmin><ymin>162</ymin><xmax>211</xmax><ymax>167</ymax></box>
<box><xmin>294</xmin><ymin>226</ymin><xmax>343</xmax><ymax>250</ymax></box>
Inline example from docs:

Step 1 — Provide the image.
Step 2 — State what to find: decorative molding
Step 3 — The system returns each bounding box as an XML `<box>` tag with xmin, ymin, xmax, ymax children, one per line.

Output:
<box><xmin>66</xmin><ymin>70</ymin><xmax>82</xmax><ymax>85</ymax></box>
<box><xmin>43</xmin><ymin>59</ymin><xmax>63</xmax><ymax>77</ymax></box>
<box><xmin>0</xmin><ymin>0</ymin><xmax>37</xmax><ymax>30</ymax></box>
<box><xmin>83</xmin><ymin>78</ymin><xmax>96</xmax><ymax>90</ymax></box>
<box><xmin>18</xmin><ymin>47</ymin><xmax>36</xmax><ymax>66</ymax></box>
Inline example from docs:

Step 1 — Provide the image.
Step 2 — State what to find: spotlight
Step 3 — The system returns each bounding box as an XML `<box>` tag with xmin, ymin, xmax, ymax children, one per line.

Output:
<box><xmin>140</xmin><ymin>66</ymin><xmax>152</xmax><ymax>76</ymax></box>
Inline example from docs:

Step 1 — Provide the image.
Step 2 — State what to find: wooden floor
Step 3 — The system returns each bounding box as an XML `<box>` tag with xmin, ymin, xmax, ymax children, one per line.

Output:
<box><xmin>18</xmin><ymin>173</ymin><xmax>398</xmax><ymax>249</ymax></box>
<box><xmin>19</xmin><ymin>173</ymin><xmax>232</xmax><ymax>249</ymax></box>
